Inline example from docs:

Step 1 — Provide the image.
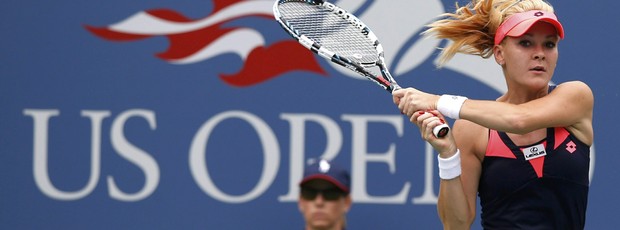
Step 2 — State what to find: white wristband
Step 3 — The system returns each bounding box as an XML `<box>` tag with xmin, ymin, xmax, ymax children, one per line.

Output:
<box><xmin>437</xmin><ymin>95</ymin><xmax>468</xmax><ymax>119</ymax></box>
<box><xmin>438</xmin><ymin>150</ymin><xmax>462</xmax><ymax>180</ymax></box>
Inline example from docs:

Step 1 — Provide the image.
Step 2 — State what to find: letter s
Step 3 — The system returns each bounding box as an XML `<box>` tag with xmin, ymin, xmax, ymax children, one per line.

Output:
<box><xmin>107</xmin><ymin>109</ymin><xmax>160</xmax><ymax>202</ymax></box>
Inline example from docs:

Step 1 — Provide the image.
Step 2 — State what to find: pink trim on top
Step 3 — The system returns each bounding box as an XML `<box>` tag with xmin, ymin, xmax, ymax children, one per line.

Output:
<box><xmin>485</xmin><ymin>129</ymin><xmax>517</xmax><ymax>159</ymax></box>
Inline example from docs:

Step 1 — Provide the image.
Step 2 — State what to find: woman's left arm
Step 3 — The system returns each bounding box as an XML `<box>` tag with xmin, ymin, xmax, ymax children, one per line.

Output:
<box><xmin>393</xmin><ymin>81</ymin><xmax>594</xmax><ymax>143</ymax></box>
<box><xmin>460</xmin><ymin>81</ymin><xmax>593</xmax><ymax>142</ymax></box>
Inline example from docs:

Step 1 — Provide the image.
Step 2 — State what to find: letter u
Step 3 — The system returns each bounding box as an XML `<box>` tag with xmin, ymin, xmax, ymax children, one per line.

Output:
<box><xmin>24</xmin><ymin>109</ymin><xmax>108</xmax><ymax>200</ymax></box>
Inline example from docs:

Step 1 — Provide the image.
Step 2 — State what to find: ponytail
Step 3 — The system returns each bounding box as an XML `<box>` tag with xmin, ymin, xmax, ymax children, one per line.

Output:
<box><xmin>424</xmin><ymin>0</ymin><xmax>555</xmax><ymax>67</ymax></box>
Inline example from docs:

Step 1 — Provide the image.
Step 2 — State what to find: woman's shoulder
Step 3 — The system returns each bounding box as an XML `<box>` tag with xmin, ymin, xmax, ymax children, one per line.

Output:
<box><xmin>554</xmin><ymin>81</ymin><xmax>594</xmax><ymax>145</ymax></box>
<box><xmin>453</xmin><ymin>119</ymin><xmax>487</xmax><ymax>160</ymax></box>
<box><xmin>551</xmin><ymin>81</ymin><xmax>594</xmax><ymax>109</ymax></box>
<box><xmin>554</xmin><ymin>81</ymin><xmax>593</xmax><ymax>96</ymax></box>
<box><xmin>453</xmin><ymin>118</ymin><xmax>485</xmax><ymax>131</ymax></box>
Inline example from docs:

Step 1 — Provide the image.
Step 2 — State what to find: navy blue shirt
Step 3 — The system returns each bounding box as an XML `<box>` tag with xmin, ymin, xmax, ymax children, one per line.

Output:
<box><xmin>478</xmin><ymin>127</ymin><xmax>590</xmax><ymax>229</ymax></box>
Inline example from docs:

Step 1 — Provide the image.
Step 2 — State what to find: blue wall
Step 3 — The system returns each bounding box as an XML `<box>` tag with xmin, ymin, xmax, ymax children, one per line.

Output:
<box><xmin>1</xmin><ymin>0</ymin><xmax>618</xmax><ymax>229</ymax></box>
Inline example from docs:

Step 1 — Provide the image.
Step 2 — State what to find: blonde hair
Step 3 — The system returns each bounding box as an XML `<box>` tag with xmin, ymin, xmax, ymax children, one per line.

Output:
<box><xmin>424</xmin><ymin>0</ymin><xmax>555</xmax><ymax>67</ymax></box>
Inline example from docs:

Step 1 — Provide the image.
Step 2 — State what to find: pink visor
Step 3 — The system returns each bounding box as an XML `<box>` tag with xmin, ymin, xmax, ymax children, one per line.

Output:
<box><xmin>494</xmin><ymin>10</ymin><xmax>564</xmax><ymax>45</ymax></box>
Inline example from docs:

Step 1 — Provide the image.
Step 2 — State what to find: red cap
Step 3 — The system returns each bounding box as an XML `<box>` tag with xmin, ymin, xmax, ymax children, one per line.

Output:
<box><xmin>494</xmin><ymin>10</ymin><xmax>564</xmax><ymax>45</ymax></box>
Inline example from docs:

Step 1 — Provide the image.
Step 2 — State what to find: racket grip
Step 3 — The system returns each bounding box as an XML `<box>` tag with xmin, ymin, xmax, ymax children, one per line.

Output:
<box><xmin>390</xmin><ymin>83</ymin><xmax>402</xmax><ymax>92</ymax></box>
<box><xmin>433</xmin><ymin>123</ymin><xmax>450</xmax><ymax>138</ymax></box>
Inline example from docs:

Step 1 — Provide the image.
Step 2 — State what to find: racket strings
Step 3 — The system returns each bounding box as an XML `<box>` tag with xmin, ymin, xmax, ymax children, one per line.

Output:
<box><xmin>278</xmin><ymin>2</ymin><xmax>378</xmax><ymax>64</ymax></box>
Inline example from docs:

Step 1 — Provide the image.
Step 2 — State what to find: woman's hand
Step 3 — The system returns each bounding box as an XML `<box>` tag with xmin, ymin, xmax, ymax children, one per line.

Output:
<box><xmin>392</xmin><ymin>87</ymin><xmax>441</xmax><ymax>117</ymax></box>
<box><xmin>411</xmin><ymin>111</ymin><xmax>458</xmax><ymax>157</ymax></box>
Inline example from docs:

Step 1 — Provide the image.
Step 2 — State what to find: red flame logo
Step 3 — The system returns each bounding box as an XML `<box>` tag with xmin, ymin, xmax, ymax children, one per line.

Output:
<box><xmin>84</xmin><ymin>0</ymin><xmax>326</xmax><ymax>87</ymax></box>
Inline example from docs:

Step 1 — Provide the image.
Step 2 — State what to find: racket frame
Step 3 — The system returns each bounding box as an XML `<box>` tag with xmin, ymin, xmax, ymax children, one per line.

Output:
<box><xmin>273</xmin><ymin>0</ymin><xmax>400</xmax><ymax>92</ymax></box>
<box><xmin>273</xmin><ymin>0</ymin><xmax>449</xmax><ymax>138</ymax></box>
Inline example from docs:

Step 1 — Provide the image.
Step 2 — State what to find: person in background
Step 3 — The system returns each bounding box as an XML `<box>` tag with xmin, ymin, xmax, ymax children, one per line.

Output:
<box><xmin>393</xmin><ymin>0</ymin><xmax>593</xmax><ymax>229</ymax></box>
<box><xmin>298</xmin><ymin>159</ymin><xmax>352</xmax><ymax>230</ymax></box>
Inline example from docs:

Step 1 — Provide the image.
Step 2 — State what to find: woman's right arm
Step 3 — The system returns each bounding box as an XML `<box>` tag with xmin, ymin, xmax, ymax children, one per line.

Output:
<box><xmin>434</xmin><ymin>119</ymin><xmax>484</xmax><ymax>230</ymax></box>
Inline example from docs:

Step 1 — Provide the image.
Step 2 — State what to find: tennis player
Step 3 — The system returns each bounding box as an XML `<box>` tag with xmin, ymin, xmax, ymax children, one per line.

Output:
<box><xmin>393</xmin><ymin>0</ymin><xmax>593</xmax><ymax>229</ymax></box>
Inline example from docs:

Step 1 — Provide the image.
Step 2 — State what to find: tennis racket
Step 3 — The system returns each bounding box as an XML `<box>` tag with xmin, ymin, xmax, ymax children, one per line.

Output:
<box><xmin>273</xmin><ymin>0</ymin><xmax>449</xmax><ymax>138</ymax></box>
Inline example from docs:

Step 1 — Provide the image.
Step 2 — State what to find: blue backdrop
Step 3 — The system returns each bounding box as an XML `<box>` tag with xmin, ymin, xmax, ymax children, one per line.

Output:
<box><xmin>1</xmin><ymin>0</ymin><xmax>618</xmax><ymax>229</ymax></box>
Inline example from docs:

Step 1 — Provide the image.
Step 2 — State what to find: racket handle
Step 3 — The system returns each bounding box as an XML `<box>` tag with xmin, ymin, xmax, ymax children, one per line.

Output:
<box><xmin>390</xmin><ymin>83</ymin><xmax>402</xmax><ymax>92</ymax></box>
<box><xmin>433</xmin><ymin>123</ymin><xmax>450</xmax><ymax>138</ymax></box>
